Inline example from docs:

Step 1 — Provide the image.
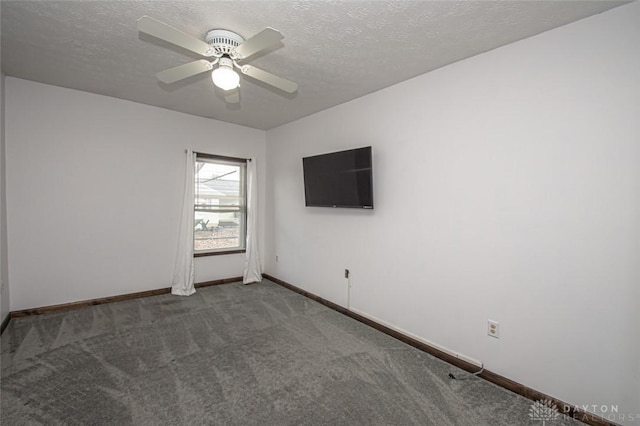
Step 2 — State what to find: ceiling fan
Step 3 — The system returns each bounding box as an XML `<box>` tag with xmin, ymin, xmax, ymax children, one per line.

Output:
<box><xmin>137</xmin><ymin>16</ymin><xmax>298</xmax><ymax>102</ymax></box>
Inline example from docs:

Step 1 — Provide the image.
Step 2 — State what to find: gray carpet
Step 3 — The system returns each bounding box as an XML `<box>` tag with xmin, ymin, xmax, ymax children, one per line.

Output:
<box><xmin>1</xmin><ymin>280</ymin><xmax>582</xmax><ymax>425</ymax></box>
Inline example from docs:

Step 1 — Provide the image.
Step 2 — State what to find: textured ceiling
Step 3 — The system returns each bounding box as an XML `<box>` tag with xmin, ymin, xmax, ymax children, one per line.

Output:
<box><xmin>1</xmin><ymin>1</ymin><xmax>627</xmax><ymax>130</ymax></box>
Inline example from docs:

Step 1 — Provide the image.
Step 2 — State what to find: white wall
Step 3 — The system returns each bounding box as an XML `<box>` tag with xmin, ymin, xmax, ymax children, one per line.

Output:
<box><xmin>5</xmin><ymin>78</ymin><xmax>266</xmax><ymax>311</ymax></box>
<box><xmin>1</xmin><ymin>72</ymin><xmax>10</xmax><ymax>324</ymax></box>
<box><xmin>266</xmin><ymin>3</ymin><xmax>639</xmax><ymax>423</ymax></box>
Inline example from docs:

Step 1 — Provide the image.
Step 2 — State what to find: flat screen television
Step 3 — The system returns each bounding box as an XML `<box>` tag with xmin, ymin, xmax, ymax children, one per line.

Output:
<box><xmin>302</xmin><ymin>146</ymin><xmax>374</xmax><ymax>209</ymax></box>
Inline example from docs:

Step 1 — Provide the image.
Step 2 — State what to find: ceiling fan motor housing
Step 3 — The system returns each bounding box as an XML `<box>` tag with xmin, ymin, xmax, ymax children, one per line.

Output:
<box><xmin>206</xmin><ymin>29</ymin><xmax>245</xmax><ymax>56</ymax></box>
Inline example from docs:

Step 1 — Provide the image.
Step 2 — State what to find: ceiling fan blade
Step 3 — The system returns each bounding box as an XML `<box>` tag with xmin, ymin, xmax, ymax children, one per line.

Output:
<box><xmin>240</xmin><ymin>65</ymin><xmax>298</xmax><ymax>93</ymax></box>
<box><xmin>156</xmin><ymin>60</ymin><xmax>215</xmax><ymax>84</ymax></box>
<box><xmin>137</xmin><ymin>16</ymin><xmax>215</xmax><ymax>57</ymax></box>
<box><xmin>233</xmin><ymin>27</ymin><xmax>283</xmax><ymax>60</ymax></box>
<box><xmin>224</xmin><ymin>89</ymin><xmax>240</xmax><ymax>104</ymax></box>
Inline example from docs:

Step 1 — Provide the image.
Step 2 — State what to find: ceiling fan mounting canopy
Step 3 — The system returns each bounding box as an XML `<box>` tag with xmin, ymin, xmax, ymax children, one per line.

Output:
<box><xmin>205</xmin><ymin>29</ymin><xmax>245</xmax><ymax>56</ymax></box>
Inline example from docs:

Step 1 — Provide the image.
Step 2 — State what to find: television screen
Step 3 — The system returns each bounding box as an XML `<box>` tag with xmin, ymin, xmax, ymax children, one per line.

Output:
<box><xmin>303</xmin><ymin>146</ymin><xmax>374</xmax><ymax>209</ymax></box>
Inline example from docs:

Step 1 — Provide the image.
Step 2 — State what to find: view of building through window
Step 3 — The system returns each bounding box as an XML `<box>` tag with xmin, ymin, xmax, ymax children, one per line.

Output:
<box><xmin>194</xmin><ymin>157</ymin><xmax>246</xmax><ymax>252</ymax></box>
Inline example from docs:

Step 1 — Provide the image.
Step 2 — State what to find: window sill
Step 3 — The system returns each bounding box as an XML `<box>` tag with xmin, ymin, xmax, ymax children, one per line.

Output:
<box><xmin>194</xmin><ymin>249</ymin><xmax>246</xmax><ymax>258</ymax></box>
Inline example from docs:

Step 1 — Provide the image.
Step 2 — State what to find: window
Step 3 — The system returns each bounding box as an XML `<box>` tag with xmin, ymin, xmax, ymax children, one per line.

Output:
<box><xmin>194</xmin><ymin>154</ymin><xmax>247</xmax><ymax>256</ymax></box>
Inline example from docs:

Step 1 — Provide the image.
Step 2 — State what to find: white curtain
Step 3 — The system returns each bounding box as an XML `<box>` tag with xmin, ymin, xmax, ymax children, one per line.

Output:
<box><xmin>243</xmin><ymin>159</ymin><xmax>262</xmax><ymax>284</ymax></box>
<box><xmin>172</xmin><ymin>149</ymin><xmax>196</xmax><ymax>296</ymax></box>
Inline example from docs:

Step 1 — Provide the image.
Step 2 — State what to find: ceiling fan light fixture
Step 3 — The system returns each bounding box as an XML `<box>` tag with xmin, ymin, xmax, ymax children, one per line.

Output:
<box><xmin>211</xmin><ymin>57</ymin><xmax>239</xmax><ymax>91</ymax></box>
<box><xmin>137</xmin><ymin>17</ymin><xmax>297</xmax><ymax>98</ymax></box>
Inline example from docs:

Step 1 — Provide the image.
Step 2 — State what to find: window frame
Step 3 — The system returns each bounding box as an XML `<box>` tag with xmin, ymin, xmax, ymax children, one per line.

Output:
<box><xmin>193</xmin><ymin>153</ymin><xmax>248</xmax><ymax>257</ymax></box>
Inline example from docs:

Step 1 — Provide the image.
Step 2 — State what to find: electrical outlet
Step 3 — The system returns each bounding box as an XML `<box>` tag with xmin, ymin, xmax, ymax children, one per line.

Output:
<box><xmin>344</xmin><ymin>269</ymin><xmax>349</xmax><ymax>279</ymax></box>
<box><xmin>488</xmin><ymin>320</ymin><xmax>499</xmax><ymax>339</ymax></box>
<box><xmin>275</xmin><ymin>255</ymin><xmax>279</xmax><ymax>262</ymax></box>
